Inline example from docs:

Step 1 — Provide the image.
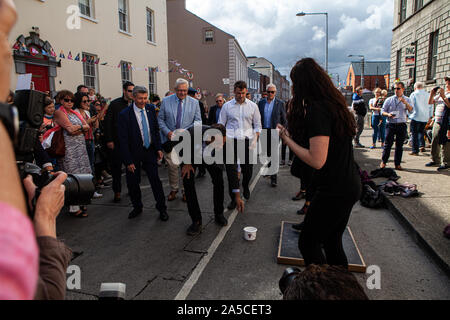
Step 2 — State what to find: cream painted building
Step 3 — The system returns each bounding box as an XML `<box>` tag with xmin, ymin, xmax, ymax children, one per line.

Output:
<box><xmin>9</xmin><ymin>0</ymin><xmax>169</xmax><ymax>99</ymax></box>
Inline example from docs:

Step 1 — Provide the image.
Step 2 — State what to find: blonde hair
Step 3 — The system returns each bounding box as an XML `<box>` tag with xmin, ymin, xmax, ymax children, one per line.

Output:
<box><xmin>381</xmin><ymin>90</ymin><xmax>388</xmax><ymax>97</ymax></box>
<box><xmin>373</xmin><ymin>87</ymin><xmax>382</xmax><ymax>95</ymax></box>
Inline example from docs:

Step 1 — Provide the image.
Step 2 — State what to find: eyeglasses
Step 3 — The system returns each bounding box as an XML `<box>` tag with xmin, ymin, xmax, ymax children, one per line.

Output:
<box><xmin>63</xmin><ymin>98</ymin><xmax>74</xmax><ymax>103</ymax></box>
<box><xmin>395</xmin><ymin>87</ymin><xmax>403</xmax><ymax>91</ymax></box>
<box><xmin>267</xmin><ymin>91</ymin><xmax>276</xmax><ymax>94</ymax></box>
<box><xmin>127</xmin><ymin>90</ymin><xmax>133</xmax><ymax>93</ymax></box>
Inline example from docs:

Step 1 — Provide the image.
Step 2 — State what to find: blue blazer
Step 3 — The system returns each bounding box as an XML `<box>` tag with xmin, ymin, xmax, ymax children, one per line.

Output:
<box><xmin>158</xmin><ymin>94</ymin><xmax>202</xmax><ymax>144</ymax></box>
<box><xmin>258</xmin><ymin>98</ymin><xmax>287</xmax><ymax>129</ymax></box>
<box><xmin>118</xmin><ymin>103</ymin><xmax>162</xmax><ymax>166</ymax></box>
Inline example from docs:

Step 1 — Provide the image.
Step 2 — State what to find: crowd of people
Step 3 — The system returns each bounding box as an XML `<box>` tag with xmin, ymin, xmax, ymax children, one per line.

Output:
<box><xmin>352</xmin><ymin>78</ymin><xmax>450</xmax><ymax>172</ymax></box>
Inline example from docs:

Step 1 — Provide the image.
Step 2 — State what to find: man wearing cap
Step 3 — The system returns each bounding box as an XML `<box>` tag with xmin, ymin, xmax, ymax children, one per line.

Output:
<box><xmin>380</xmin><ymin>81</ymin><xmax>413</xmax><ymax>170</ymax></box>
<box><xmin>158</xmin><ymin>79</ymin><xmax>202</xmax><ymax>201</ymax></box>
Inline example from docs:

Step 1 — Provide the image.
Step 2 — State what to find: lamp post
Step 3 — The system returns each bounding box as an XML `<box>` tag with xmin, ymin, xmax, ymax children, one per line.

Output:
<box><xmin>296</xmin><ymin>11</ymin><xmax>328</xmax><ymax>73</ymax></box>
<box><xmin>348</xmin><ymin>54</ymin><xmax>365</xmax><ymax>89</ymax></box>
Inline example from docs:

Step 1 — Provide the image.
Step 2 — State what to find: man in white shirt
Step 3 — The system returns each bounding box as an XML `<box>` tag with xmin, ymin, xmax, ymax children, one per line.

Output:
<box><xmin>219</xmin><ymin>81</ymin><xmax>262</xmax><ymax>202</ymax></box>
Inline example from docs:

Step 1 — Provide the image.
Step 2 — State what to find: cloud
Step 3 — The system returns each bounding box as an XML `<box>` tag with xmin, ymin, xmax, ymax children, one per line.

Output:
<box><xmin>185</xmin><ymin>0</ymin><xmax>394</xmax><ymax>84</ymax></box>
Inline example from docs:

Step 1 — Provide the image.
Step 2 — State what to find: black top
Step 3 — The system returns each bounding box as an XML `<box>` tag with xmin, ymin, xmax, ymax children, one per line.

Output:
<box><xmin>104</xmin><ymin>96</ymin><xmax>130</xmax><ymax>145</ymax></box>
<box><xmin>304</xmin><ymin>101</ymin><xmax>361</xmax><ymax>196</ymax></box>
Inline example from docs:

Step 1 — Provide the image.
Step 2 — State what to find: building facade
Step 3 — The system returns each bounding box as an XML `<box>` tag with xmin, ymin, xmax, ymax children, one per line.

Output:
<box><xmin>391</xmin><ymin>0</ymin><xmax>450</xmax><ymax>90</ymax></box>
<box><xmin>10</xmin><ymin>0</ymin><xmax>169</xmax><ymax>100</ymax></box>
<box><xmin>166</xmin><ymin>0</ymin><xmax>248</xmax><ymax>106</ymax></box>
<box><xmin>346</xmin><ymin>61</ymin><xmax>391</xmax><ymax>92</ymax></box>
<box><xmin>247</xmin><ymin>67</ymin><xmax>261</xmax><ymax>102</ymax></box>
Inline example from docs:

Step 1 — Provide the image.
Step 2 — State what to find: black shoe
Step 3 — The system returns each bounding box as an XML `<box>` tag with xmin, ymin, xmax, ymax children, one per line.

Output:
<box><xmin>271</xmin><ymin>176</ymin><xmax>277</xmax><ymax>187</ymax></box>
<box><xmin>128</xmin><ymin>209</ymin><xmax>142</xmax><ymax>219</ymax></box>
<box><xmin>425</xmin><ymin>161</ymin><xmax>437</xmax><ymax>167</ymax></box>
<box><xmin>296</xmin><ymin>204</ymin><xmax>310</xmax><ymax>215</ymax></box>
<box><xmin>159</xmin><ymin>211</ymin><xmax>169</xmax><ymax>222</ymax></box>
<box><xmin>114</xmin><ymin>193</ymin><xmax>121</xmax><ymax>203</ymax></box>
<box><xmin>292</xmin><ymin>222</ymin><xmax>304</xmax><ymax>231</ymax></box>
<box><xmin>227</xmin><ymin>201</ymin><xmax>237</xmax><ymax>210</ymax></box>
<box><xmin>243</xmin><ymin>187</ymin><xmax>250</xmax><ymax>200</ymax></box>
<box><xmin>187</xmin><ymin>222</ymin><xmax>202</xmax><ymax>236</ymax></box>
<box><xmin>215</xmin><ymin>214</ymin><xmax>228</xmax><ymax>227</ymax></box>
<box><xmin>437</xmin><ymin>165</ymin><xmax>449</xmax><ymax>171</ymax></box>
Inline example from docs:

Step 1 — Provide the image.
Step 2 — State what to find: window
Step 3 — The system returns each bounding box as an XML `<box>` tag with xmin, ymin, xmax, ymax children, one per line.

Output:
<box><xmin>396</xmin><ymin>49</ymin><xmax>402</xmax><ymax>80</ymax></box>
<box><xmin>400</xmin><ymin>0</ymin><xmax>407</xmax><ymax>23</ymax></box>
<box><xmin>83</xmin><ymin>53</ymin><xmax>98</xmax><ymax>91</ymax></box>
<box><xmin>427</xmin><ymin>30</ymin><xmax>439</xmax><ymax>80</ymax></box>
<box><xmin>121</xmin><ymin>61</ymin><xmax>132</xmax><ymax>84</ymax></box>
<box><xmin>147</xmin><ymin>9</ymin><xmax>155</xmax><ymax>43</ymax></box>
<box><xmin>118</xmin><ymin>0</ymin><xmax>129</xmax><ymax>32</ymax></box>
<box><xmin>205</xmin><ymin>30</ymin><xmax>214</xmax><ymax>43</ymax></box>
<box><xmin>79</xmin><ymin>0</ymin><xmax>93</xmax><ymax>18</ymax></box>
<box><xmin>414</xmin><ymin>0</ymin><xmax>423</xmax><ymax>13</ymax></box>
<box><xmin>148</xmin><ymin>68</ymin><xmax>157</xmax><ymax>95</ymax></box>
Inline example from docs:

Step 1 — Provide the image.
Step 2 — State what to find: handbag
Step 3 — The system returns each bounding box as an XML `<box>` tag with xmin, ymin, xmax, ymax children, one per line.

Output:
<box><xmin>46</xmin><ymin>126</ymin><xmax>65</xmax><ymax>158</ymax></box>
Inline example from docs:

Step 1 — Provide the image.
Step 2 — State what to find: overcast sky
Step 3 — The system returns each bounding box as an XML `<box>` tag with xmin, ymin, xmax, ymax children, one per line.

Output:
<box><xmin>186</xmin><ymin>0</ymin><xmax>394</xmax><ymax>86</ymax></box>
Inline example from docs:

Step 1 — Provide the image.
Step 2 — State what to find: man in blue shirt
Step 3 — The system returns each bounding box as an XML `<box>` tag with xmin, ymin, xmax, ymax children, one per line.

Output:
<box><xmin>257</xmin><ymin>84</ymin><xmax>286</xmax><ymax>187</ymax></box>
<box><xmin>380</xmin><ymin>82</ymin><xmax>413</xmax><ymax>170</ymax></box>
<box><xmin>409</xmin><ymin>82</ymin><xmax>433</xmax><ymax>155</ymax></box>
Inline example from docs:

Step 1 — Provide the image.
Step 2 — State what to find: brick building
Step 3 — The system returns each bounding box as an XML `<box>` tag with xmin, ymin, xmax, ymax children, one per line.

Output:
<box><xmin>346</xmin><ymin>61</ymin><xmax>391</xmax><ymax>92</ymax></box>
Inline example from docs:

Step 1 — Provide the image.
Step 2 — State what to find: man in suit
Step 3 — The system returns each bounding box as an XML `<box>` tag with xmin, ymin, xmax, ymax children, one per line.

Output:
<box><xmin>118</xmin><ymin>86</ymin><xmax>168</xmax><ymax>221</ymax></box>
<box><xmin>104</xmin><ymin>81</ymin><xmax>134</xmax><ymax>203</ymax></box>
<box><xmin>180</xmin><ymin>124</ymin><xmax>245</xmax><ymax>235</ymax></box>
<box><xmin>208</xmin><ymin>94</ymin><xmax>225</xmax><ymax>125</ymax></box>
<box><xmin>158</xmin><ymin>78</ymin><xmax>202</xmax><ymax>202</ymax></box>
<box><xmin>258</xmin><ymin>84</ymin><xmax>287</xmax><ymax>187</ymax></box>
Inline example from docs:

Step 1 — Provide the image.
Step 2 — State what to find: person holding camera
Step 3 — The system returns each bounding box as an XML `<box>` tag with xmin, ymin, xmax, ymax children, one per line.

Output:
<box><xmin>427</xmin><ymin>77</ymin><xmax>450</xmax><ymax>171</ymax></box>
<box><xmin>278</xmin><ymin>58</ymin><xmax>361</xmax><ymax>268</ymax></box>
<box><xmin>0</xmin><ymin>0</ymin><xmax>71</xmax><ymax>299</ymax></box>
<box><xmin>54</xmin><ymin>90</ymin><xmax>92</xmax><ymax>217</ymax></box>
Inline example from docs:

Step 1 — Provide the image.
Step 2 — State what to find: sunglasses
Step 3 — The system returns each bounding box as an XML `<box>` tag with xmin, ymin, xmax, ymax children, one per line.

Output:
<box><xmin>82</xmin><ymin>100</ymin><xmax>89</xmax><ymax>103</ymax></box>
<box><xmin>127</xmin><ymin>90</ymin><xmax>133</xmax><ymax>93</ymax></box>
<box><xmin>395</xmin><ymin>87</ymin><xmax>403</xmax><ymax>90</ymax></box>
<box><xmin>267</xmin><ymin>91</ymin><xmax>276</xmax><ymax>94</ymax></box>
<box><xmin>63</xmin><ymin>98</ymin><xmax>74</xmax><ymax>103</ymax></box>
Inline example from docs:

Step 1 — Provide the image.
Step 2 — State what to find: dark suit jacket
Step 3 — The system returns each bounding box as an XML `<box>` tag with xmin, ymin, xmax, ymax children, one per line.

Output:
<box><xmin>104</xmin><ymin>96</ymin><xmax>130</xmax><ymax>145</ymax></box>
<box><xmin>118</xmin><ymin>103</ymin><xmax>162</xmax><ymax>166</ymax></box>
<box><xmin>258</xmin><ymin>98</ymin><xmax>287</xmax><ymax>129</ymax></box>
<box><xmin>208</xmin><ymin>105</ymin><xmax>221</xmax><ymax>125</ymax></box>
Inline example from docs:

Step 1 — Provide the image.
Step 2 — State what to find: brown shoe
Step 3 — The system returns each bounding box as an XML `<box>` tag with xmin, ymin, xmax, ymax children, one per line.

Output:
<box><xmin>182</xmin><ymin>192</ymin><xmax>187</xmax><ymax>202</ymax></box>
<box><xmin>168</xmin><ymin>191</ymin><xmax>177</xmax><ymax>201</ymax></box>
<box><xmin>380</xmin><ymin>162</ymin><xmax>386</xmax><ymax>169</ymax></box>
<box><xmin>420</xmin><ymin>147</ymin><xmax>426</xmax><ymax>153</ymax></box>
<box><xmin>409</xmin><ymin>152</ymin><xmax>419</xmax><ymax>156</ymax></box>
<box><xmin>395</xmin><ymin>165</ymin><xmax>403</xmax><ymax>171</ymax></box>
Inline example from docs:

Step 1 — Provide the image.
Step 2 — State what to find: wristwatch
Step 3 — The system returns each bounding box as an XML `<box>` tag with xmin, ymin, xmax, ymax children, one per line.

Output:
<box><xmin>0</xmin><ymin>103</ymin><xmax>19</xmax><ymax>142</ymax></box>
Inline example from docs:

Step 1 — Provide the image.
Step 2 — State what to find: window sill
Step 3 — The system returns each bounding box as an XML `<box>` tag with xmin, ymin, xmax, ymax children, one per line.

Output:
<box><xmin>147</xmin><ymin>40</ymin><xmax>157</xmax><ymax>46</ymax></box>
<box><xmin>80</xmin><ymin>14</ymin><xmax>98</xmax><ymax>24</ymax></box>
<box><xmin>425</xmin><ymin>79</ymin><xmax>436</xmax><ymax>85</ymax></box>
<box><xmin>119</xmin><ymin>29</ymin><xmax>132</xmax><ymax>37</ymax></box>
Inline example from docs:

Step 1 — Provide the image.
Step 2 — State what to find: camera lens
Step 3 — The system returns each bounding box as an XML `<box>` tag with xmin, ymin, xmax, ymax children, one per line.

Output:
<box><xmin>279</xmin><ymin>267</ymin><xmax>301</xmax><ymax>294</ymax></box>
<box><xmin>63</xmin><ymin>174</ymin><xmax>95</xmax><ymax>206</ymax></box>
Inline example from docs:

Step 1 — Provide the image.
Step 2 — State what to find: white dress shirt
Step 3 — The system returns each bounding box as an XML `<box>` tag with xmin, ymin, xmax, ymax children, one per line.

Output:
<box><xmin>218</xmin><ymin>98</ymin><xmax>262</xmax><ymax>140</ymax></box>
<box><xmin>133</xmin><ymin>103</ymin><xmax>151</xmax><ymax>146</ymax></box>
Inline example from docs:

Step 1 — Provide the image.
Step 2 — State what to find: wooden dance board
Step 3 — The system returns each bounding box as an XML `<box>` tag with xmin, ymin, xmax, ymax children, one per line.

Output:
<box><xmin>277</xmin><ymin>221</ymin><xmax>367</xmax><ymax>273</ymax></box>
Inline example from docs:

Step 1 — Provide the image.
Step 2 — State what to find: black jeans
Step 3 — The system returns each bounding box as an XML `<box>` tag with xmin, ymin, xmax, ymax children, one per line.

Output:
<box><xmin>109</xmin><ymin>146</ymin><xmax>125</xmax><ymax>194</ymax></box>
<box><xmin>183</xmin><ymin>164</ymin><xmax>233</xmax><ymax>224</ymax></box>
<box><xmin>382</xmin><ymin>123</ymin><xmax>407</xmax><ymax>166</ymax></box>
<box><xmin>299</xmin><ymin>192</ymin><xmax>359</xmax><ymax>268</ymax></box>
<box><xmin>231</xmin><ymin>138</ymin><xmax>254</xmax><ymax>191</ymax></box>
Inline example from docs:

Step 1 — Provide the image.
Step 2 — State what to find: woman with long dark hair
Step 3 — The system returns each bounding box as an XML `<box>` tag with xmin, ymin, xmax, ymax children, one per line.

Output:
<box><xmin>278</xmin><ymin>58</ymin><xmax>361</xmax><ymax>268</ymax></box>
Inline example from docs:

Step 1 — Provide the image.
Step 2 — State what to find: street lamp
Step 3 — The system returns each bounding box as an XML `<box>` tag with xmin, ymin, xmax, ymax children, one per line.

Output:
<box><xmin>296</xmin><ymin>11</ymin><xmax>328</xmax><ymax>73</ymax></box>
<box><xmin>348</xmin><ymin>54</ymin><xmax>365</xmax><ymax>89</ymax></box>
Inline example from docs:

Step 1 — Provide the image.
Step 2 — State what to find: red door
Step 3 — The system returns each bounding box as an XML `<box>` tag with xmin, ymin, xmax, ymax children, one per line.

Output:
<box><xmin>25</xmin><ymin>64</ymin><xmax>50</xmax><ymax>92</ymax></box>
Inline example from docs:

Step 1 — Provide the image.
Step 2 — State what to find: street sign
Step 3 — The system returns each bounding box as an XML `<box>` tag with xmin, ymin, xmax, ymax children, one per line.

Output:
<box><xmin>405</xmin><ymin>45</ymin><xmax>416</xmax><ymax>67</ymax></box>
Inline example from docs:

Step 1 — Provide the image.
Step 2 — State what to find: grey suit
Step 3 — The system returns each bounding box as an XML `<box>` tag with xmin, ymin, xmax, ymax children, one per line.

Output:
<box><xmin>158</xmin><ymin>94</ymin><xmax>202</xmax><ymax>192</ymax></box>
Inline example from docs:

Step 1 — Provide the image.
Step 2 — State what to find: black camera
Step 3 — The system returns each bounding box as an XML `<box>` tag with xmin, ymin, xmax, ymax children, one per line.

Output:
<box><xmin>1</xmin><ymin>89</ymin><xmax>95</xmax><ymax>216</ymax></box>
<box><xmin>433</xmin><ymin>86</ymin><xmax>441</xmax><ymax>92</ymax></box>
<box><xmin>279</xmin><ymin>267</ymin><xmax>302</xmax><ymax>295</ymax></box>
<box><xmin>19</xmin><ymin>162</ymin><xmax>95</xmax><ymax>215</ymax></box>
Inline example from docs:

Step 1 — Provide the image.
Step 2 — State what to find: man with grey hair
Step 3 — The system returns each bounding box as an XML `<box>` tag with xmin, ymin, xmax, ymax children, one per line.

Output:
<box><xmin>258</xmin><ymin>83</ymin><xmax>286</xmax><ymax>187</ymax></box>
<box><xmin>208</xmin><ymin>93</ymin><xmax>226</xmax><ymax>125</ymax></box>
<box><xmin>118</xmin><ymin>86</ymin><xmax>168</xmax><ymax>221</ymax></box>
<box><xmin>409</xmin><ymin>82</ymin><xmax>433</xmax><ymax>155</ymax></box>
<box><xmin>158</xmin><ymin>78</ymin><xmax>202</xmax><ymax>201</ymax></box>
